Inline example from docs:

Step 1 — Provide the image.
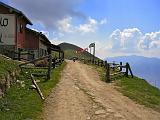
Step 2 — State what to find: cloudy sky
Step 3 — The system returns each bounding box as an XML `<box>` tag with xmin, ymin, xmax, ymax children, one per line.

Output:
<box><xmin>2</xmin><ymin>0</ymin><xmax>160</xmax><ymax>59</ymax></box>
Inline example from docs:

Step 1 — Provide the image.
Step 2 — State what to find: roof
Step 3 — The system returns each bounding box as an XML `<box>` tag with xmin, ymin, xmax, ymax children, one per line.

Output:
<box><xmin>26</xmin><ymin>28</ymin><xmax>51</xmax><ymax>45</ymax></box>
<box><xmin>50</xmin><ymin>44</ymin><xmax>63</xmax><ymax>52</ymax></box>
<box><xmin>26</xmin><ymin>28</ymin><xmax>39</xmax><ymax>35</ymax></box>
<box><xmin>0</xmin><ymin>2</ymin><xmax>32</xmax><ymax>25</ymax></box>
<box><xmin>39</xmin><ymin>33</ymin><xmax>51</xmax><ymax>45</ymax></box>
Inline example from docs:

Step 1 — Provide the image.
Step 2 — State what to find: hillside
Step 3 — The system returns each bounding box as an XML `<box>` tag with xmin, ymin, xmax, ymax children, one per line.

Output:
<box><xmin>0</xmin><ymin>55</ymin><xmax>18</xmax><ymax>79</ymax></box>
<box><xmin>58</xmin><ymin>42</ymin><xmax>100</xmax><ymax>60</ymax></box>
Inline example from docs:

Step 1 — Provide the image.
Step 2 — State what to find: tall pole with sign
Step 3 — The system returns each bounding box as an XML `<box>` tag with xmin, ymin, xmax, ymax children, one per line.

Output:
<box><xmin>93</xmin><ymin>43</ymin><xmax>95</xmax><ymax>63</ymax></box>
<box><xmin>89</xmin><ymin>43</ymin><xmax>95</xmax><ymax>63</ymax></box>
<box><xmin>89</xmin><ymin>47</ymin><xmax>91</xmax><ymax>61</ymax></box>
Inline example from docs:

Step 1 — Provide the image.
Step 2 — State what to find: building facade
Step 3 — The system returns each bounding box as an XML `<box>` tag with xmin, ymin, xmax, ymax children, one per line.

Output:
<box><xmin>0</xmin><ymin>2</ymin><xmax>32</xmax><ymax>57</ymax></box>
<box><xmin>0</xmin><ymin>2</ymin><xmax>51</xmax><ymax>59</ymax></box>
<box><xmin>25</xmin><ymin>28</ymin><xmax>51</xmax><ymax>59</ymax></box>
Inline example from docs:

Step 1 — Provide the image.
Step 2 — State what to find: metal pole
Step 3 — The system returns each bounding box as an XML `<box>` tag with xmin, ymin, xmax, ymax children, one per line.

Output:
<box><xmin>93</xmin><ymin>45</ymin><xmax>95</xmax><ymax>63</ymax></box>
<box><xmin>90</xmin><ymin>47</ymin><xmax>92</xmax><ymax>62</ymax></box>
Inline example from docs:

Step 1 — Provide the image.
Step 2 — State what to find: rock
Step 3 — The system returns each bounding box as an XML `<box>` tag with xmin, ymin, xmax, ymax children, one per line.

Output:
<box><xmin>94</xmin><ymin>98</ymin><xmax>102</xmax><ymax>104</ymax></box>
<box><xmin>36</xmin><ymin>80</ymin><xmax>41</xmax><ymax>83</ymax></box>
<box><xmin>99</xmin><ymin>114</ymin><xmax>106</xmax><ymax>118</ymax></box>
<box><xmin>30</xmin><ymin>85</ymin><xmax>36</xmax><ymax>89</ymax></box>
<box><xmin>93</xmin><ymin>105</ymin><xmax>98</xmax><ymax>108</ymax></box>
<box><xmin>87</xmin><ymin>92</ymin><xmax>94</xmax><ymax>96</ymax></box>
<box><xmin>114</xmin><ymin>113</ymin><xmax>124</xmax><ymax>118</ymax></box>
<box><xmin>74</xmin><ymin>86</ymin><xmax>80</xmax><ymax>90</ymax></box>
<box><xmin>95</xmin><ymin>109</ymin><xmax>106</xmax><ymax>115</ymax></box>
<box><xmin>106</xmin><ymin>108</ymin><xmax>114</xmax><ymax>113</ymax></box>
<box><xmin>21</xmin><ymin>84</ymin><xmax>25</xmax><ymax>88</ymax></box>
<box><xmin>86</xmin><ymin>116</ymin><xmax>91</xmax><ymax>120</ymax></box>
<box><xmin>5</xmin><ymin>108</ymin><xmax>10</xmax><ymax>111</ymax></box>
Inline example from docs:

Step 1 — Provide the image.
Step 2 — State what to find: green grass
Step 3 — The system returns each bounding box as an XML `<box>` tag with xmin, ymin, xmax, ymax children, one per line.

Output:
<box><xmin>0</xmin><ymin>61</ymin><xmax>66</xmax><ymax>120</ymax></box>
<box><xmin>0</xmin><ymin>56</ymin><xmax>18</xmax><ymax>78</ymax></box>
<box><xmin>91</xmin><ymin>63</ymin><xmax>160</xmax><ymax>112</ymax></box>
<box><xmin>115</xmin><ymin>76</ymin><xmax>160</xmax><ymax>112</ymax></box>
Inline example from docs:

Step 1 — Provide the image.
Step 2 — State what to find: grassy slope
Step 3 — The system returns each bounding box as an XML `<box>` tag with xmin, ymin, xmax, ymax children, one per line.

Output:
<box><xmin>115</xmin><ymin>76</ymin><xmax>160</xmax><ymax>112</ymax></box>
<box><xmin>58</xmin><ymin>42</ymin><xmax>100</xmax><ymax>60</ymax></box>
<box><xmin>92</xmin><ymin>63</ymin><xmax>160</xmax><ymax>112</ymax></box>
<box><xmin>0</xmin><ymin>61</ymin><xmax>66</xmax><ymax>120</ymax></box>
<box><xmin>0</xmin><ymin>56</ymin><xmax>18</xmax><ymax>78</ymax></box>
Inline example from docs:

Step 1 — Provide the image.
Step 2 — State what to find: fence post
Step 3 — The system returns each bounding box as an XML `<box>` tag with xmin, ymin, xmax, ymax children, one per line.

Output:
<box><xmin>47</xmin><ymin>54</ymin><xmax>52</xmax><ymax>80</ymax></box>
<box><xmin>128</xmin><ymin>63</ymin><xmax>134</xmax><ymax>78</ymax></box>
<box><xmin>106</xmin><ymin>63</ymin><xmax>110</xmax><ymax>82</ymax></box>
<box><xmin>101</xmin><ymin>60</ymin><xmax>103</xmax><ymax>67</ymax></box>
<box><xmin>62</xmin><ymin>51</ymin><xmax>64</xmax><ymax>61</ymax></box>
<box><xmin>103</xmin><ymin>61</ymin><xmax>105</xmax><ymax>68</ymax></box>
<box><xmin>120</xmin><ymin>62</ymin><xmax>122</xmax><ymax>71</ymax></box>
<box><xmin>18</xmin><ymin>48</ymin><xmax>21</xmax><ymax>61</ymax></box>
<box><xmin>125</xmin><ymin>62</ymin><xmax>129</xmax><ymax>77</ymax></box>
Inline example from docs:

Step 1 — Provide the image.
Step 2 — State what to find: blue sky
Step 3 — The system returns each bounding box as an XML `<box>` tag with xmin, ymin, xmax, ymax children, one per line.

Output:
<box><xmin>2</xmin><ymin>0</ymin><xmax>160</xmax><ymax>59</ymax></box>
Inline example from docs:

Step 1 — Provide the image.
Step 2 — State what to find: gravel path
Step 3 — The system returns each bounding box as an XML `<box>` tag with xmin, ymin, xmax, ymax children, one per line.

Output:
<box><xmin>43</xmin><ymin>60</ymin><xmax>160</xmax><ymax>120</ymax></box>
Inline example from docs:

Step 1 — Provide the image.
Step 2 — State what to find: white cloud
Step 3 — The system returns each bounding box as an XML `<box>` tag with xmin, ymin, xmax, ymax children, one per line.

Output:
<box><xmin>106</xmin><ymin>28</ymin><xmax>160</xmax><ymax>58</ymax></box>
<box><xmin>11</xmin><ymin>0</ymin><xmax>85</xmax><ymax>30</ymax></box>
<box><xmin>78</xmin><ymin>17</ymin><xmax>97</xmax><ymax>33</ymax></box>
<box><xmin>57</xmin><ymin>17</ymin><xmax>74</xmax><ymax>33</ymax></box>
<box><xmin>138</xmin><ymin>31</ymin><xmax>160</xmax><ymax>50</ymax></box>
<box><xmin>57</xmin><ymin>17</ymin><xmax>107</xmax><ymax>34</ymax></box>
<box><xmin>51</xmin><ymin>38</ymin><xmax>64</xmax><ymax>45</ymax></box>
<box><xmin>100</xmin><ymin>18</ymin><xmax>107</xmax><ymax>25</ymax></box>
<box><xmin>110</xmin><ymin>28</ymin><xmax>142</xmax><ymax>52</ymax></box>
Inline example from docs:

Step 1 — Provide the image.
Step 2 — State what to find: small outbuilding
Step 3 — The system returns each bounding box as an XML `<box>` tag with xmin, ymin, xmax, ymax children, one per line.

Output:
<box><xmin>25</xmin><ymin>28</ymin><xmax>51</xmax><ymax>59</ymax></box>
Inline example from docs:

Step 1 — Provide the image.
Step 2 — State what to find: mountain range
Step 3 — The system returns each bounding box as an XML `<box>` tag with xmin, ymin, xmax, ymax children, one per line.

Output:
<box><xmin>106</xmin><ymin>55</ymin><xmax>160</xmax><ymax>89</ymax></box>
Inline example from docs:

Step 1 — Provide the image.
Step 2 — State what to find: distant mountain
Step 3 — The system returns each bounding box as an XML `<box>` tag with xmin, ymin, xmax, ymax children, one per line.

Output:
<box><xmin>58</xmin><ymin>42</ymin><xmax>100</xmax><ymax>60</ymax></box>
<box><xmin>106</xmin><ymin>55</ymin><xmax>160</xmax><ymax>89</ymax></box>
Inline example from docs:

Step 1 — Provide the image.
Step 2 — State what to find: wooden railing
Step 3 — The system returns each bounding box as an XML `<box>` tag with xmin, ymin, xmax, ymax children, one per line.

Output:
<box><xmin>19</xmin><ymin>54</ymin><xmax>64</xmax><ymax>99</ymax></box>
<box><xmin>4</xmin><ymin>49</ymin><xmax>34</xmax><ymax>61</ymax></box>
<box><xmin>82</xmin><ymin>59</ymin><xmax>133</xmax><ymax>82</ymax></box>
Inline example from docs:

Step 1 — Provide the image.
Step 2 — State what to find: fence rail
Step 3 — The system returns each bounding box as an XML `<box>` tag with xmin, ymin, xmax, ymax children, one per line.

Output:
<box><xmin>4</xmin><ymin>49</ymin><xmax>35</xmax><ymax>61</ymax></box>
<box><xmin>83</xmin><ymin>59</ymin><xmax>133</xmax><ymax>82</ymax></box>
<box><xmin>19</xmin><ymin>54</ymin><xmax>64</xmax><ymax>99</ymax></box>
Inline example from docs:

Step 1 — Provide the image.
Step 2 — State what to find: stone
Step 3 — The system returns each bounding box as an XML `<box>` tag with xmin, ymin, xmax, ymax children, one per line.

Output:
<box><xmin>114</xmin><ymin>113</ymin><xmax>124</xmax><ymax>118</ymax></box>
<box><xmin>36</xmin><ymin>80</ymin><xmax>41</xmax><ymax>83</ymax></box>
<box><xmin>94</xmin><ymin>98</ymin><xmax>102</xmax><ymax>104</ymax></box>
<box><xmin>93</xmin><ymin>105</ymin><xmax>98</xmax><ymax>109</ymax></box>
<box><xmin>95</xmin><ymin>109</ymin><xmax>106</xmax><ymax>115</ymax></box>
<box><xmin>107</xmin><ymin>108</ymin><xmax>114</xmax><ymax>113</ymax></box>
<box><xmin>21</xmin><ymin>84</ymin><xmax>25</xmax><ymax>88</ymax></box>
<box><xmin>87</xmin><ymin>92</ymin><xmax>94</xmax><ymax>96</ymax></box>
<box><xmin>86</xmin><ymin>116</ymin><xmax>91</xmax><ymax>120</ymax></box>
<box><xmin>75</xmin><ymin>86</ymin><xmax>80</xmax><ymax>90</ymax></box>
<box><xmin>30</xmin><ymin>85</ymin><xmax>36</xmax><ymax>89</ymax></box>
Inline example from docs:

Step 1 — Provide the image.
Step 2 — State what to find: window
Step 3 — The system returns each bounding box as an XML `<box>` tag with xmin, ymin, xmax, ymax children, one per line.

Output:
<box><xmin>20</xmin><ymin>24</ymin><xmax>23</xmax><ymax>33</ymax></box>
<box><xmin>17</xmin><ymin>24</ymin><xmax>23</xmax><ymax>33</ymax></box>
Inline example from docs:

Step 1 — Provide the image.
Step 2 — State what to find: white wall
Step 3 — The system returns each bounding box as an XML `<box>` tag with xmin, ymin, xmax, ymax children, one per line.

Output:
<box><xmin>0</xmin><ymin>14</ymin><xmax>16</xmax><ymax>45</ymax></box>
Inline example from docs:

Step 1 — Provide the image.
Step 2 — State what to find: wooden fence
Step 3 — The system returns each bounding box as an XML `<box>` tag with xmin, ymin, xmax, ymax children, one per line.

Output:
<box><xmin>5</xmin><ymin>49</ymin><xmax>34</xmax><ymax>61</ymax></box>
<box><xmin>19</xmin><ymin>54</ymin><xmax>64</xmax><ymax>99</ymax></box>
<box><xmin>83</xmin><ymin>59</ymin><xmax>133</xmax><ymax>82</ymax></box>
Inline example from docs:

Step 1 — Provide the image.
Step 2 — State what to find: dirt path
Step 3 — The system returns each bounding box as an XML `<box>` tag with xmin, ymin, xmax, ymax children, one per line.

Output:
<box><xmin>43</xmin><ymin>60</ymin><xmax>160</xmax><ymax>120</ymax></box>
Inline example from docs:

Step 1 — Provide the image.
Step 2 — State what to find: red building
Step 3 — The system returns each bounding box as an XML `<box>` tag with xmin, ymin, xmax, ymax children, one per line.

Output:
<box><xmin>25</xmin><ymin>28</ymin><xmax>51</xmax><ymax>58</ymax></box>
<box><xmin>0</xmin><ymin>1</ymin><xmax>32</xmax><ymax>54</ymax></box>
<box><xmin>0</xmin><ymin>2</ymin><xmax>53</xmax><ymax>59</ymax></box>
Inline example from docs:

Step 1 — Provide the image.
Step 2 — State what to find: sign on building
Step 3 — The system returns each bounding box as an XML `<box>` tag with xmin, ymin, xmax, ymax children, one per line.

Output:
<box><xmin>0</xmin><ymin>14</ymin><xmax>15</xmax><ymax>45</ymax></box>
